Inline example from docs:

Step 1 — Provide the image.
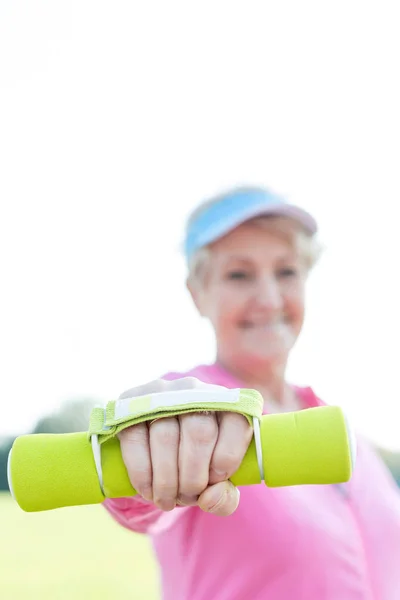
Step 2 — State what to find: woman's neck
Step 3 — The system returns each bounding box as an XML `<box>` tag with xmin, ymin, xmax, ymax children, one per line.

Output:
<box><xmin>216</xmin><ymin>357</ymin><xmax>300</xmax><ymax>413</ymax></box>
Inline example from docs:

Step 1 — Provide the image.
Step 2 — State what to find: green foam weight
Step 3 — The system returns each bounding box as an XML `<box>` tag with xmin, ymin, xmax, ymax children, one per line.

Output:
<box><xmin>8</xmin><ymin>405</ymin><xmax>354</xmax><ymax>512</ymax></box>
<box><xmin>9</xmin><ymin>432</ymin><xmax>105</xmax><ymax>512</ymax></box>
<box><xmin>260</xmin><ymin>405</ymin><xmax>353</xmax><ymax>486</ymax></box>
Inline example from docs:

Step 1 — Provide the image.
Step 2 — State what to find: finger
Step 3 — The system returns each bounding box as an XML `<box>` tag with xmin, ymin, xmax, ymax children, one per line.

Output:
<box><xmin>118</xmin><ymin>379</ymin><xmax>167</xmax><ymax>400</ymax></box>
<box><xmin>198</xmin><ymin>481</ymin><xmax>240</xmax><ymax>516</ymax></box>
<box><xmin>169</xmin><ymin>377</ymin><xmax>204</xmax><ymax>390</ymax></box>
<box><xmin>171</xmin><ymin>377</ymin><xmax>227</xmax><ymax>392</ymax></box>
<box><xmin>209</xmin><ymin>412</ymin><xmax>253</xmax><ymax>485</ymax></box>
<box><xmin>118</xmin><ymin>423</ymin><xmax>153</xmax><ymax>502</ymax></box>
<box><xmin>150</xmin><ymin>417</ymin><xmax>180</xmax><ymax>511</ymax></box>
<box><xmin>118</xmin><ymin>376</ymin><xmax>220</xmax><ymax>399</ymax></box>
<box><xmin>178</xmin><ymin>412</ymin><xmax>218</xmax><ymax>505</ymax></box>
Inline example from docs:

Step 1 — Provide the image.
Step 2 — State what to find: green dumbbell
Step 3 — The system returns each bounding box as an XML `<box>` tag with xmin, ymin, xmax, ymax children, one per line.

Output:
<box><xmin>7</xmin><ymin>389</ymin><xmax>356</xmax><ymax>513</ymax></box>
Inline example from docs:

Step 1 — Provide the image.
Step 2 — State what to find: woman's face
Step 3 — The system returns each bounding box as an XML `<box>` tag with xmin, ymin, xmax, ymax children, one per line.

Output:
<box><xmin>191</xmin><ymin>220</ymin><xmax>308</xmax><ymax>374</ymax></box>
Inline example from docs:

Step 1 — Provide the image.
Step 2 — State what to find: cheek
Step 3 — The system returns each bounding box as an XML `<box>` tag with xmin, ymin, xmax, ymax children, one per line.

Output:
<box><xmin>205</xmin><ymin>285</ymin><xmax>245</xmax><ymax>333</ymax></box>
<box><xmin>284</xmin><ymin>286</ymin><xmax>306</xmax><ymax>329</ymax></box>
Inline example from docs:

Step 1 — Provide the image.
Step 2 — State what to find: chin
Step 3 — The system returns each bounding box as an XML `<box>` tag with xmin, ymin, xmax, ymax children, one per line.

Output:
<box><xmin>246</xmin><ymin>339</ymin><xmax>295</xmax><ymax>358</ymax></box>
<box><xmin>241</xmin><ymin>350</ymin><xmax>290</xmax><ymax>371</ymax></box>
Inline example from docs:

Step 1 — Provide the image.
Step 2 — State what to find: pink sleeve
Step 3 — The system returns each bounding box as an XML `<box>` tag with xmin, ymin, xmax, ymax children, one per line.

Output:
<box><xmin>103</xmin><ymin>496</ymin><xmax>163</xmax><ymax>534</ymax></box>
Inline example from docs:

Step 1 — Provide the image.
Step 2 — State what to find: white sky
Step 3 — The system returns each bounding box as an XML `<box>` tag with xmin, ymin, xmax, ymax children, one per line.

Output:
<box><xmin>1</xmin><ymin>2</ymin><xmax>400</xmax><ymax>450</ymax></box>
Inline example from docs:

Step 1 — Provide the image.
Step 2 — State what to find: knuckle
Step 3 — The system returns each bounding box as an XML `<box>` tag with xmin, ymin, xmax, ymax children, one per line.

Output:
<box><xmin>119</xmin><ymin>424</ymin><xmax>147</xmax><ymax>446</ymax></box>
<box><xmin>152</xmin><ymin>421</ymin><xmax>179</xmax><ymax>447</ymax></box>
<box><xmin>212</xmin><ymin>448</ymin><xmax>242</xmax><ymax>474</ymax></box>
<box><xmin>185</xmin><ymin>415</ymin><xmax>217</xmax><ymax>446</ymax></box>
<box><xmin>221</xmin><ymin>412</ymin><xmax>253</xmax><ymax>446</ymax></box>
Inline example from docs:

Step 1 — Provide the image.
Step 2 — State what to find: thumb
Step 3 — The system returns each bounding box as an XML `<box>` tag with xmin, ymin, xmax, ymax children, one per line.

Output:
<box><xmin>197</xmin><ymin>480</ymin><xmax>240</xmax><ymax>516</ymax></box>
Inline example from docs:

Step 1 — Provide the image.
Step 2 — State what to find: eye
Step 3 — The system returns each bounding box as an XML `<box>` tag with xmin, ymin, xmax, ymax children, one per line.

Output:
<box><xmin>277</xmin><ymin>267</ymin><xmax>298</xmax><ymax>278</ymax></box>
<box><xmin>226</xmin><ymin>270</ymin><xmax>249</xmax><ymax>281</ymax></box>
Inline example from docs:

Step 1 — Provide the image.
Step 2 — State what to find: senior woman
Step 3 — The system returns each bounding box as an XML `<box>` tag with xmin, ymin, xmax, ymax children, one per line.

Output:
<box><xmin>104</xmin><ymin>186</ymin><xmax>400</xmax><ymax>600</ymax></box>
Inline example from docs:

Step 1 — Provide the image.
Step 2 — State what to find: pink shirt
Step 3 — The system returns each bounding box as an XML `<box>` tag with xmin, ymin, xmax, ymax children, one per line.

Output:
<box><xmin>104</xmin><ymin>363</ymin><xmax>400</xmax><ymax>600</ymax></box>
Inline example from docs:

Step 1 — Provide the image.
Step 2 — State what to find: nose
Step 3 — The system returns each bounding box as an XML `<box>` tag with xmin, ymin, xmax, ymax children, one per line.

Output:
<box><xmin>254</xmin><ymin>275</ymin><xmax>283</xmax><ymax>311</ymax></box>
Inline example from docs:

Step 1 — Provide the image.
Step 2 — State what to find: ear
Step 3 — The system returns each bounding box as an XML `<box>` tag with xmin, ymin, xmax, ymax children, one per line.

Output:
<box><xmin>186</xmin><ymin>278</ymin><xmax>206</xmax><ymax>318</ymax></box>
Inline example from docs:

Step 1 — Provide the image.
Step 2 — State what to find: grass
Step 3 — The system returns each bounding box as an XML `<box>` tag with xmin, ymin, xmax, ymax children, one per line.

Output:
<box><xmin>0</xmin><ymin>492</ymin><xmax>160</xmax><ymax>599</ymax></box>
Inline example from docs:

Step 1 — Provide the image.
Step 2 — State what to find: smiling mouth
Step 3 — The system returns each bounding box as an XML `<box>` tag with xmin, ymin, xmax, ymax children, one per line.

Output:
<box><xmin>239</xmin><ymin>320</ymin><xmax>288</xmax><ymax>330</ymax></box>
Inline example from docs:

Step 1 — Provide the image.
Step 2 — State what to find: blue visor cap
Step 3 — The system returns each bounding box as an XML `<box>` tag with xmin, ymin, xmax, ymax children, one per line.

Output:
<box><xmin>184</xmin><ymin>188</ymin><xmax>318</xmax><ymax>263</ymax></box>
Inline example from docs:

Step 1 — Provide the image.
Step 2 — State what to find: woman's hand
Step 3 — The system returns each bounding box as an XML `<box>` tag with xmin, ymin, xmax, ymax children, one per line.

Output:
<box><xmin>117</xmin><ymin>378</ymin><xmax>253</xmax><ymax>516</ymax></box>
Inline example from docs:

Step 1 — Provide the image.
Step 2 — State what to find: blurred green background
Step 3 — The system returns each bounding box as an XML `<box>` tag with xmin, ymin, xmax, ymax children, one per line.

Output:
<box><xmin>0</xmin><ymin>399</ymin><xmax>160</xmax><ymax>600</ymax></box>
<box><xmin>0</xmin><ymin>493</ymin><xmax>159</xmax><ymax>600</ymax></box>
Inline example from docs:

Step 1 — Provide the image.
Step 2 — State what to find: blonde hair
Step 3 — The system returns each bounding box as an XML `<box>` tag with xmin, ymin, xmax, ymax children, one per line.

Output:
<box><xmin>187</xmin><ymin>214</ymin><xmax>323</xmax><ymax>288</ymax></box>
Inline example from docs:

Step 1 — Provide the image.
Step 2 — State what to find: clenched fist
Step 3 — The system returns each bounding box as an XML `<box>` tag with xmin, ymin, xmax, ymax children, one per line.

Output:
<box><xmin>117</xmin><ymin>378</ymin><xmax>253</xmax><ymax>516</ymax></box>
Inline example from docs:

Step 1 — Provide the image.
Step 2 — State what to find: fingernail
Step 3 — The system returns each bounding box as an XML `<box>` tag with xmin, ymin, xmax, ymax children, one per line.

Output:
<box><xmin>141</xmin><ymin>489</ymin><xmax>153</xmax><ymax>503</ymax></box>
<box><xmin>177</xmin><ymin>494</ymin><xmax>199</xmax><ymax>506</ymax></box>
<box><xmin>155</xmin><ymin>498</ymin><xmax>176</xmax><ymax>512</ymax></box>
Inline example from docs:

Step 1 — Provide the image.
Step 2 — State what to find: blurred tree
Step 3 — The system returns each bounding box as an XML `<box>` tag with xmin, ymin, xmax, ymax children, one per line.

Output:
<box><xmin>32</xmin><ymin>397</ymin><xmax>97</xmax><ymax>434</ymax></box>
<box><xmin>0</xmin><ymin>397</ymin><xmax>99</xmax><ymax>491</ymax></box>
<box><xmin>376</xmin><ymin>446</ymin><xmax>400</xmax><ymax>486</ymax></box>
<box><xmin>0</xmin><ymin>437</ymin><xmax>14</xmax><ymax>491</ymax></box>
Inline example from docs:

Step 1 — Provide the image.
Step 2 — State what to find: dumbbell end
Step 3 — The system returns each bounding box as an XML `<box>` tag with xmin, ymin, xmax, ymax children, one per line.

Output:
<box><xmin>261</xmin><ymin>406</ymin><xmax>356</xmax><ymax>487</ymax></box>
<box><xmin>8</xmin><ymin>432</ymin><xmax>105</xmax><ymax>512</ymax></box>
